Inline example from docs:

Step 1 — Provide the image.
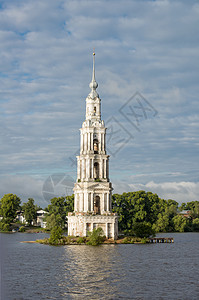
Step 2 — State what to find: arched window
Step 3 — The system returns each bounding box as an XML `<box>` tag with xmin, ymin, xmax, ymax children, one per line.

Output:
<box><xmin>93</xmin><ymin>139</ymin><xmax>98</xmax><ymax>153</ymax></box>
<box><xmin>94</xmin><ymin>195</ymin><xmax>100</xmax><ymax>214</ymax></box>
<box><xmin>94</xmin><ymin>162</ymin><xmax>99</xmax><ymax>179</ymax></box>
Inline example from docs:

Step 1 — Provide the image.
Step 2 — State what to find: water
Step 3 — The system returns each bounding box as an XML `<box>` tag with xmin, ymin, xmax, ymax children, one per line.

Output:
<box><xmin>0</xmin><ymin>232</ymin><xmax>199</xmax><ymax>299</ymax></box>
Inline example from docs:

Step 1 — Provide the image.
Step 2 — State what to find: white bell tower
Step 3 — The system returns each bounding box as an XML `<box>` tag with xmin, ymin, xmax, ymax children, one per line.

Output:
<box><xmin>67</xmin><ymin>52</ymin><xmax>118</xmax><ymax>239</ymax></box>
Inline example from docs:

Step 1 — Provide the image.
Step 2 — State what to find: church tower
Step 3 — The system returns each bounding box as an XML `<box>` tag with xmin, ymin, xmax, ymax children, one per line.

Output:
<box><xmin>67</xmin><ymin>52</ymin><xmax>118</xmax><ymax>239</ymax></box>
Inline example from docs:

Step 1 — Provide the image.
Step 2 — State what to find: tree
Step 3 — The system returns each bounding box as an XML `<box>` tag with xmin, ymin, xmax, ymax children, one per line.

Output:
<box><xmin>132</xmin><ymin>222</ymin><xmax>155</xmax><ymax>238</ymax></box>
<box><xmin>45</xmin><ymin>213</ymin><xmax>63</xmax><ymax>231</ymax></box>
<box><xmin>49</xmin><ymin>226</ymin><xmax>63</xmax><ymax>245</ymax></box>
<box><xmin>192</xmin><ymin>218</ymin><xmax>199</xmax><ymax>231</ymax></box>
<box><xmin>22</xmin><ymin>198</ymin><xmax>38</xmax><ymax>226</ymax></box>
<box><xmin>0</xmin><ymin>194</ymin><xmax>21</xmax><ymax>224</ymax></box>
<box><xmin>45</xmin><ymin>195</ymin><xmax>74</xmax><ymax>229</ymax></box>
<box><xmin>173</xmin><ymin>215</ymin><xmax>189</xmax><ymax>232</ymax></box>
<box><xmin>152</xmin><ymin>213</ymin><xmax>170</xmax><ymax>232</ymax></box>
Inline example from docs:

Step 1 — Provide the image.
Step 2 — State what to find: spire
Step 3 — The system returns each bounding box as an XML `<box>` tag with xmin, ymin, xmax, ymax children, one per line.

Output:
<box><xmin>88</xmin><ymin>50</ymin><xmax>99</xmax><ymax>98</ymax></box>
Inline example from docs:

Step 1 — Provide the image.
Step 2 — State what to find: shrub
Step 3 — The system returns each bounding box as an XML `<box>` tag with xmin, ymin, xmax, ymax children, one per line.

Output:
<box><xmin>49</xmin><ymin>226</ymin><xmax>63</xmax><ymax>245</ymax></box>
<box><xmin>87</xmin><ymin>227</ymin><xmax>105</xmax><ymax>246</ymax></box>
<box><xmin>133</xmin><ymin>223</ymin><xmax>155</xmax><ymax>238</ymax></box>
<box><xmin>77</xmin><ymin>237</ymin><xmax>85</xmax><ymax>244</ymax></box>
<box><xmin>0</xmin><ymin>222</ymin><xmax>10</xmax><ymax>232</ymax></box>
<box><xmin>19</xmin><ymin>226</ymin><xmax>26</xmax><ymax>232</ymax></box>
<box><xmin>3</xmin><ymin>223</ymin><xmax>10</xmax><ymax>231</ymax></box>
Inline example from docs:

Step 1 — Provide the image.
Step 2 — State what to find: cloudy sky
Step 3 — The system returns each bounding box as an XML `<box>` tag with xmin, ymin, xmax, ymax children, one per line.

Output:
<box><xmin>0</xmin><ymin>0</ymin><xmax>198</xmax><ymax>207</ymax></box>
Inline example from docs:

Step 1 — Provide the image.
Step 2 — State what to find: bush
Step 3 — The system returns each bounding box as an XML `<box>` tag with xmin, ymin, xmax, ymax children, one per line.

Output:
<box><xmin>0</xmin><ymin>222</ymin><xmax>10</xmax><ymax>232</ymax></box>
<box><xmin>77</xmin><ymin>237</ymin><xmax>86</xmax><ymax>244</ymax></box>
<box><xmin>133</xmin><ymin>223</ymin><xmax>155</xmax><ymax>238</ymax></box>
<box><xmin>19</xmin><ymin>226</ymin><xmax>26</xmax><ymax>232</ymax></box>
<box><xmin>49</xmin><ymin>226</ymin><xmax>63</xmax><ymax>245</ymax></box>
<box><xmin>192</xmin><ymin>218</ymin><xmax>199</xmax><ymax>231</ymax></box>
<box><xmin>87</xmin><ymin>227</ymin><xmax>105</xmax><ymax>246</ymax></box>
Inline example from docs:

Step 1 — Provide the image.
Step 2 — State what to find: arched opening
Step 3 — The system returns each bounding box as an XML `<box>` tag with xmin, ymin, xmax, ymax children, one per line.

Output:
<box><xmin>93</xmin><ymin>139</ymin><xmax>98</xmax><ymax>154</ymax></box>
<box><xmin>94</xmin><ymin>162</ymin><xmax>99</xmax><ymax>179</ymax></box>
<box><xmin>94</xmin><ymin>106</ymin><xmax>96</xmax><ymax>114</ymax></box>
<box><xmin>94</xmin><ymin>195</ymin><xmax>100</xmax><ymax>214</ymax></box>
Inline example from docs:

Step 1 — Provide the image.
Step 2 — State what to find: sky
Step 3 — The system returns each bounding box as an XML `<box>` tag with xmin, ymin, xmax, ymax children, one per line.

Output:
<box><xmin>0</xmin><ymin>0</ymin><xmax>199</xmax><ymax>207</ymax></box>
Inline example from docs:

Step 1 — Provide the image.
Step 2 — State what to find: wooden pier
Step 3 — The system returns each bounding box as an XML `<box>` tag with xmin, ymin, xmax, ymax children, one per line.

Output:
<box><xmin>149</xmin><ymin>237</ymin><xmax>174</xmax><ymax>243</ymax></box>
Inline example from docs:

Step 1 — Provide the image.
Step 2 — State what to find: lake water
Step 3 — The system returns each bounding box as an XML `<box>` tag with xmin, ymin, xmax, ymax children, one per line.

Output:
<box><xmin>0</xmin><ymin>232</ymin><xmax>199</xmax><ymax>300</ymax></box>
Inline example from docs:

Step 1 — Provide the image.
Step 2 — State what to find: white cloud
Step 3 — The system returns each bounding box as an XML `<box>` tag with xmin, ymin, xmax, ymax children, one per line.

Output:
<box><xmin>113</xmin><ymin>180</ymin><xmax>199</xmax><ymax>204</ymax></box>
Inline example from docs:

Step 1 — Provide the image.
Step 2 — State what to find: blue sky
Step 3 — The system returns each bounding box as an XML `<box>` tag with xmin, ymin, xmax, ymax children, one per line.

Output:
<box><xmin>0</xmin><ymin>0</ymin><xmax>199</xmax><ymax>207</ymax></box>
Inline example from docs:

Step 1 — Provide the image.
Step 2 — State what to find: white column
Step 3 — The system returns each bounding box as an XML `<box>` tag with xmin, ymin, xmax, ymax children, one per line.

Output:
<box><xmin>102</xmin><ymin>193</ymin><xmax>105</xmax><ymax>212</ymax></box>
<box><xmin>105</xmin><ymin>223</ymin><xmax>108</xmax><ymax>238</ymax></box>
<box><xmin>107</xmin><ymin>193</ymin><xmax>109</xmax><ymax>211</ymax></box>
<box><xmin>82</xmin><ymin>159</ymin><xmax>84</xmax><ymax>180</ymax></box>
<box><xmin>99</xmin><ymin>133</ymin><xmax>102</xmax><ymax>152</ymax></box>
<box><xmin>102</xmin><ymin>133</ymin><xmax>104</xmax><ymax>151</ymax></box>
<box><xmin>104</xmin><ymin>131</ymin><xmax>106</xmax><ymax>151</ymax></box>
<box><xmin>88</xmin><ymin>132</ymin><xmax>90</xmax><ymax>151</ymax></box>
<box><xmin>84</xmin><ymin>193</ymin><xmax>88</xmax><ymax>212</ymax></box>
<box><xmin>91</xmin><ymin>159</ymin><xmax>94</xmax><ymax>178</ymax></box>
<box><xmin>80</xmin><ymin>193</ymin><xmax>83</xmax><ymax>211</ymax></box>
<box><xmin>76</xmin><ymin>194</ymin><xmax>78</xmax><ymax>211</ymax></box>
<box><xmin>81</xmin><ymin>133</ymin><xmax>83</xmax><ymax>153</ymax></box>
<box><xmin>104</xmin><ymin>160</ymin><xmax>106</xmax><ymax>179</ymax></box>
<box><xmin>77</xmin><ymin>159</ymin><xmax>80</xmax><ymax>179</ymax></box>
<box><xmin>99</xmin><ymin>159</ymin><xmax>102</xmax><ymax>178</ymax></box>
<box><xmin>91</xmin><ymin>133</ymin><xmax>93</xmax><ymax>150</ymax></box>
<box><xmin>87</xmin><ymin>158</ymin><xmax>90</xmax><ymax>178</ymax></box>
<box><xmin>91</xmin><ymin>193</ymin><xmax>93</xmax><ymax>211</ymax></box>
<box><xmin>85</xmin><ymin>133</ymin><xmax>87</xmax><ymax>152</ymax></box>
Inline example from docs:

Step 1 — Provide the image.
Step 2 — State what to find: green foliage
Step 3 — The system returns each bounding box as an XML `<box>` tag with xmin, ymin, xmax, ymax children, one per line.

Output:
<box><xmin>95</xmin><ymin>179</ymin><xmax>101</xmax><ymax>182</ymax></box>
<box><xmin>49</xmin><ymin>226</ymin><xmax>63</xmax><ymax>245</ymax></box>
<box><xmin>121</xmin><ymin>236</ymin><xmax>149</xmax><ymax>244</ymax></box>
<box><xmin>45</xmin><ymin>195</ymin><xmax>74</xmax><ymax>229</ymax></box>
<box><xmin>152</xmin><ymin>213</ymin><xmax>170</xmax><ymax>232</ymax></box>
<box><xmin>112</xmin><ymin>191</ymin><xmax>178</xmax><ymax>233</ymax></box>
<box><xmin>179</xmin><ymin>201</ymin><xmax>199</xmax><ymax>212</ymax></box>
<box><xmin>132</xmin><ymin>222</ymin><xmax>155</xmax><ymax>238</ymax></box>
<box><xmin>77</xmin><ymin>236</ymin><xmax>86</xmax><ymax>244</ymax></box>
<box><xmin>0</xmin><ymin>194</ymin><xmax>21</xmax><ymax>224</ymax></box>
<box><xmin>19</xmin><ymin>226</ymin><xmax>26</xmax><ymax>232</ymax></box>
<box><xmin>0</xmin><ymin>221</ymin><xmax>10</xmax><ymax>232</ymax></box>
<box><xmin>173</xmin><ymin>215</ymin><xmax>189</xmax><ymax>232</ymax></box>
<box><xmin>22</xmin><ymin>198</ymin><xmax>37</xmax><ymax>226</ymax></box>
<box><xmin>192</xmin><ymin>218</ymin><xmax>199</xmax><ymax>231</ymax></box>
<box><xmin>45</xmin><ymin>213</ymin><xmax>63</xmax><ymax>231</ymax></box>
<box><xmin>87</xmin><ymin>227</ymin><xmax>105</xmax><ymax>246</ymax></box>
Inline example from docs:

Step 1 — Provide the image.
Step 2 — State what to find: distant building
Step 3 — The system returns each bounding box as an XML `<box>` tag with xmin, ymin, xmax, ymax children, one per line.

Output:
<box><xmin>16</xmin><ymin>210</ymin><xmax>26</xmax><ymax>224</ymax></box>
<box><xmin>36</xmin><ymin>210</ymin><xmax>48</xmax><ymax>228</ymax></box>
<box><xmin>178</xmin><ymin>210</ymin><xmax>191</xmax><ymax>218</ymax></box>
<box><xmin>15</xmin><ymin>209</ymin><xmax>48</xmax><ymax>228</ymax></box>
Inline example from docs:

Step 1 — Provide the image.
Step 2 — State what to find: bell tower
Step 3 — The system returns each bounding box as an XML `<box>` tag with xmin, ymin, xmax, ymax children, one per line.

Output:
<box><xmin>67</xmin><ymin>52</ymin><xmax>118</xmax><ymax>239</ymax></box>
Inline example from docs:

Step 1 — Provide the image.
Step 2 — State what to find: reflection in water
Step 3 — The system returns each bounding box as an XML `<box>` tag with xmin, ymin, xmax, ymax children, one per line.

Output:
<box><xmin>61</xmin><ymin>245</ymin><xmax>125</xmax><ymax>299</ymax></box>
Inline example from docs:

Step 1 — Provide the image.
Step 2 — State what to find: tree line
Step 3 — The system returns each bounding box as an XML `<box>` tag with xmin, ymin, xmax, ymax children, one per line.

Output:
<box><xmin>0</xmin><ymin>192</ymin><xmax>199</xmax><ymax>234</ymax></box>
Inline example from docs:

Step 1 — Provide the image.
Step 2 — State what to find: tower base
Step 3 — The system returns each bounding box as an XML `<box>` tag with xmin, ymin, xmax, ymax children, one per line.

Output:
<box><xmin>67</xmin><ymin>212</ymin><xmax>118</xmax><ymax>240</ymax></box>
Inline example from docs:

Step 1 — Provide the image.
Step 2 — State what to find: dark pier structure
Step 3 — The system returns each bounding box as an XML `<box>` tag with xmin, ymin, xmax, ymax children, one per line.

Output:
<box><xmin>150</xmin><ymin>237</ymin><xmax>174</xmax><ymax>243</ymax></box>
